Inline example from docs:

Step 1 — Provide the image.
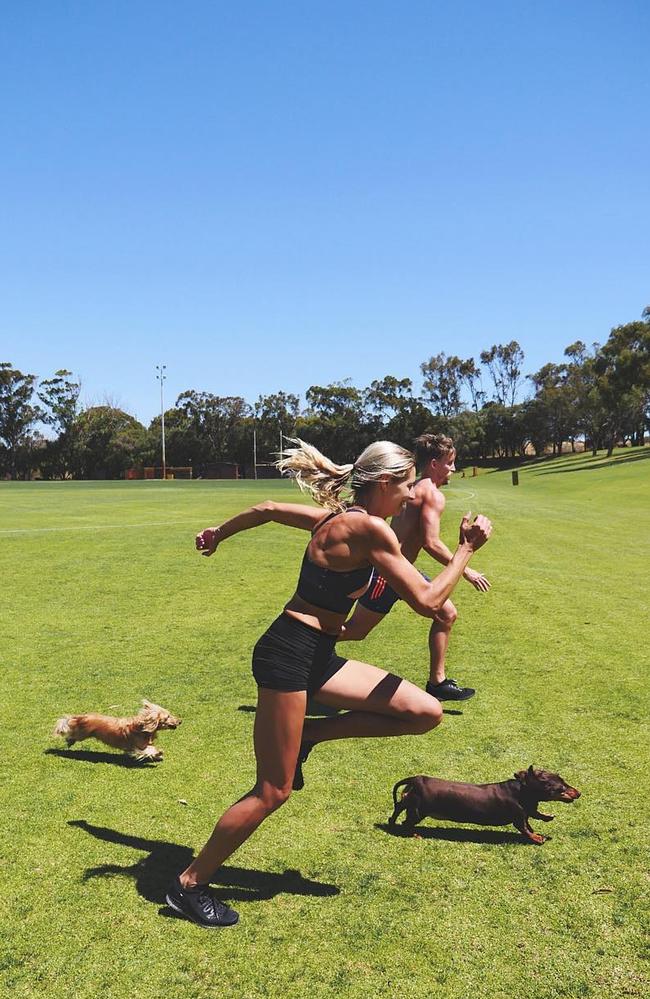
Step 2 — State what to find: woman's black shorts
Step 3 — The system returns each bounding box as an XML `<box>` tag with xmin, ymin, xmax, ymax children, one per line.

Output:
<box><xmin>252</xmin><ymin>613</ymin><xmax>348</xmax><ymax>693</ymax></box>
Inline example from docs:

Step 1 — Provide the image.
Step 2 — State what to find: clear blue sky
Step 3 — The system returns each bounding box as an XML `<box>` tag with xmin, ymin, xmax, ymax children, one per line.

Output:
<box><xmin>2</xmin><ymin>1</ymin><xmax>648</xmax><ymax>425</ymax></box>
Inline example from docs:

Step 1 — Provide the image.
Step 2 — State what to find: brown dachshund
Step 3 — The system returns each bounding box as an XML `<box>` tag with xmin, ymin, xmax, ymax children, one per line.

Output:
<box><xmin>389</xmin><ymin>766</ymin><xmax>580</xmax><ymax>844</ymax></box>
<box><xmin>54</xmin><ymin>699</ymin><xmax>181</xmax><ymax>761</ymax></box>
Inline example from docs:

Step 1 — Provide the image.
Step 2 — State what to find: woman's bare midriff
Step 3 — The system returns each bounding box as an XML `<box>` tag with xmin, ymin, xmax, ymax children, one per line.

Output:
<box><xmin>283</xmin><ymin>594</ymin><xmax>349</xmax><ymax>636</ymax></box>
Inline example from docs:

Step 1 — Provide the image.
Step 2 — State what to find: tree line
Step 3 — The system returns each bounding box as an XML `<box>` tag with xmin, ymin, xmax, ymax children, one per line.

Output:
<box><xmin>2</xmin><ymin>308</ymin><xmax>648</xmax><ymax>479</ymax></box>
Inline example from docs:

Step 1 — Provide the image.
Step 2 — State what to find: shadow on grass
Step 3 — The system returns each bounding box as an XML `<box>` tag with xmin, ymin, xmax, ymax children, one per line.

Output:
<box><xmin>535</xmin><ymin>450</ymin><xmax>650</xmax><ymax>476</ymax></box>
<box><xmin>44</xmin><ymin>748</ymin><xmax>156</xmax><ymax>768</ymax></box>
<box><xmin>375</xmin><ymin>821</ymin><xmax>523</xmax><ymax>845</ymax></box>
<box><xmin>69</xmin><ymin>819</ymin><xmax>340</xmax><ymax>911</ymax></box>
<box><xmin>480</xmin><ymin>448</ymin><xmax>649</xmax><ymax>476</ymax></box>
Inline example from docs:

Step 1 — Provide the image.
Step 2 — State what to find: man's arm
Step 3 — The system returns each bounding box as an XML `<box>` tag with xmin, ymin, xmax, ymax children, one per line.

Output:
<box><xmin>420</xmin><ymin>489</ymin><xmax>454</xmax><ymax>566</ymax></box>
<box><xmin>420</xmin><ymin>490</ymin><xmax>491</xmax><ymax>592</ymax></box>
<box><xmin>196</xmin><ymin>500</ymin><xmax>325</xmax><ymax>556</ymax></box>
<box><xmin>367</xmin><ymin>515</ymin><xmax>491</xmax><ymax>617</ymax></box>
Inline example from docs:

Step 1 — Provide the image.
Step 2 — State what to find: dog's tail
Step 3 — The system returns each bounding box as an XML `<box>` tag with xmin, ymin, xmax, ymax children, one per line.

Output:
<box><xmin>391</xmin><ymin>777</ymin><xmax>414</xmax><ymax>812</ymax></box>
<box><xmin>53</xmin><ymin>716</ymin><xmax>72</xmax><ymax>738</ymax></box>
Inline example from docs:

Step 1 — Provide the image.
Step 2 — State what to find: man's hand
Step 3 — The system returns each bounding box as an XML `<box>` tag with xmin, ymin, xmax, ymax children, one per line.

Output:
<box><xmin>463</xmin><ymin>567</ymin><xmax>491</xmax><ymax>592</ymax></box>
<box><xmin>195</xmin><ymin>527</ymin><xmax>220</xmax><ymax>557</ymax></box>
<box><xmin>459</xmin><ymin>512</ymin><xmax>492</xmax><ymax>552</ymax></box>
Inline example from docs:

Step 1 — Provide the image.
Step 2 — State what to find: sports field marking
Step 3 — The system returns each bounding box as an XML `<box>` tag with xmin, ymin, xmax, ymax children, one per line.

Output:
<box><xmin>0</xmin><ymin>521</ymin><xmax>196</xmax><ymax>536</ymax></box>
<box><xmin>445</xmin><ymin>487</ymin><xmax>476</xmax><ymax>501</ymax></box>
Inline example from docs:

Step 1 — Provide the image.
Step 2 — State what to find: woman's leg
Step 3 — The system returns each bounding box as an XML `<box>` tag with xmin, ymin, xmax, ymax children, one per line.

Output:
<box><xmin>302</xmin><ymin>660</ymin><xmax>443</xmax><ymax>745</ymax></box>
<box><xmin>179</xmin><ymin>687</ymin><xmax>306</xmax><ymax>887</ymax></box>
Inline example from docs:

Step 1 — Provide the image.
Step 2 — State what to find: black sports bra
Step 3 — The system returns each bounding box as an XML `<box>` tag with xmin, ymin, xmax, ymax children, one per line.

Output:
<box><xmin>295</xmin><ymin>508</ymin><xmax>372</xmax><ymax>614</ymax></box>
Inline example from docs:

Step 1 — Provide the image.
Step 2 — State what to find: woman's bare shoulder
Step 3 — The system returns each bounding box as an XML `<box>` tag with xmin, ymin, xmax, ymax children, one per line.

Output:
<box><xmin>347</xmin><ymin>512</ymin><xmax>396</xmax><ymax>547</ymax></box>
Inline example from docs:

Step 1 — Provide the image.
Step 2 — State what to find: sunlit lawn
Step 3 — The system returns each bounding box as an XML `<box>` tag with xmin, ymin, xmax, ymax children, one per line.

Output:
<box><xmin>1</xmin><ymin>449</ymin><xmax>648</xmax><ymax>998</ymax></box>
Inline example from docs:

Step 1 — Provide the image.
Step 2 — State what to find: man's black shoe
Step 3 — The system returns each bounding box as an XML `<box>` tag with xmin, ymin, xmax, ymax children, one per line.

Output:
<box><xmin>292</xmin><ymin>741</ymin><xmax>314</xmax><ymax>791</ymax></box>
<box><xmin>426</xmin><ymin>678</ymin><xmax>476</xmax><ymax>702</ymax></box>
<box><xmin>165</xmin><ymin>877</ymin><xmax>239</xmax><ymax>928</ymax></box>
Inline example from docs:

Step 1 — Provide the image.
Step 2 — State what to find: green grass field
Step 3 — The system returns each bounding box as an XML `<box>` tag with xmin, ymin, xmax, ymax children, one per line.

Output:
<box><xmin>1</xmin><ymin>450</ymin><xmax>649</xmax><ymax>999</ymax></box>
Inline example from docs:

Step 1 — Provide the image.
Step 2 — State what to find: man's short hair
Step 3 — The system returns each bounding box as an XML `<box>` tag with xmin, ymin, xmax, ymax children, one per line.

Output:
<box><xmin>414</xmin><ymin>433</ymin><xmax>455</xmax><ymax>467</ymax></box>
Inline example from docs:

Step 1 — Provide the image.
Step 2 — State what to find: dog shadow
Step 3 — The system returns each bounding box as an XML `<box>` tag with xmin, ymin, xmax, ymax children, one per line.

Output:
<box><xmin>69</xmin><ymin>820</ymin><xmax>340</xmax><ymax>914</ymax></box>
<box><xmin>375</xmin><ymin>822</ymin><xmax>523</xmax><ymax>845</ymax></box>
<box><xmin>45</xmin><ymin>748</ymin><xmax>157</xmax><ymax>768</ymax></box>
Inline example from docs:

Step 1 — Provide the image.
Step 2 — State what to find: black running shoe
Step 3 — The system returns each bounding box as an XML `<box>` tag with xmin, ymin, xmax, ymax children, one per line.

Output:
<box><xmin>292</xmin><ymin>741</ymin><xmax>315</xmax><ymax>791</ymax></box>
<box><xmin>165</xmin><ymin>877</ymin><xmax>239</xmax><ymax>928</ymax></box>
<box><xmin>426</xmin><ymin>678</ymin><xmax>476</xmax><ymax>701</ymax></box>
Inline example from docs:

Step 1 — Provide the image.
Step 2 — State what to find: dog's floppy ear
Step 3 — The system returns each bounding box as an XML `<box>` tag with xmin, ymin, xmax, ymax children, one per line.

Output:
<box><xmin>137</xmin><ymin>702</ymin><xmax>161</xmax><ymax>733</ymax></box>
<box><xmin>514</xmin><ymin>770</ymin><xmax>527</xmax><ymax>781</ymax></box>
<box><xmin>138</xmin><ymin>714</ymin><xmax>159</xmax><ymax>733</ymax></box>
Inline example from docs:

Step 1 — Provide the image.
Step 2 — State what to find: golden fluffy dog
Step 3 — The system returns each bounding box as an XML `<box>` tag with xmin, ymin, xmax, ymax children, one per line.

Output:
<box><xmin>53</xmin><ymin>699</ymin><xmax>181</xmax><ymax>761</ymax></box>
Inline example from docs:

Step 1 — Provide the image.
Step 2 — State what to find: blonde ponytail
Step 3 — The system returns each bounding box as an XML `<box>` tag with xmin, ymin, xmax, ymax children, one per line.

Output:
<box><xmin>277</xmin><ymin>439</ymin><xmax>354</xmax><ymax>510</ymax></box>
<box><xmin>277</xmin><ymin>438</ymin><xmax>415</xmax><ymax>510</ymax></box>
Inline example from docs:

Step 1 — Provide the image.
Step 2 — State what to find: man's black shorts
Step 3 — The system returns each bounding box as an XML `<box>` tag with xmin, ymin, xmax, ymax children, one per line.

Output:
<box><xmin>357</xmin><ymin>568</ymin><xmax>431</xmax><ymax>615</ymax></box>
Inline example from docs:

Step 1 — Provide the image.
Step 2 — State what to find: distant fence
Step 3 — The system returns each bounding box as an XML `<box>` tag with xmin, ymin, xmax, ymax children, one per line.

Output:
<box><xmin>199</xmin><ymin>463</ymin><xmax>240</xmax><ymax>479</ymax></box>
<box><xmin>126</xmin><ymin>463</ymin><xmax>240</xmax><ymax>480</ymax></box>
<box><xmin>127</xmin><ymin>466</ymin><xmax>193</xmax><ymax>480</ymax></box>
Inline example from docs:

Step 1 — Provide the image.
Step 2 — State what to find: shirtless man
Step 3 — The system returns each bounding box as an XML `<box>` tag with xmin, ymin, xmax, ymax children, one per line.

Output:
<box><xmin>339</xmin><ymin>433</ymin><xmax>490</xmax><ymax>700</ymax></box>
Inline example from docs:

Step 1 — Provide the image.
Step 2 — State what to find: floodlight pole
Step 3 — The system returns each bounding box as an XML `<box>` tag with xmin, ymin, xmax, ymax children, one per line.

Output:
<box><xmin>253</xmin><ymin>425</ymin><xmax>258</xmax><ymax>480</ymax></box>
<box><xmin>156</xmin><ymin>364</ymin><xmax>167</xmax><ymax>479</ymax></box>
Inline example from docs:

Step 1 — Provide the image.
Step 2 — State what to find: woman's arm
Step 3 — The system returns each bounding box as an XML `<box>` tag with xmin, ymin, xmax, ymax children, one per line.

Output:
<box><xmin>196</xmin><ymin>500</ymin><xmax>325</xmax><ymax>556</ymax></box>
<box><xmin>366</xmin><ymin>514</ymin><xmax>492</xmax><ymax>616</ymax></box>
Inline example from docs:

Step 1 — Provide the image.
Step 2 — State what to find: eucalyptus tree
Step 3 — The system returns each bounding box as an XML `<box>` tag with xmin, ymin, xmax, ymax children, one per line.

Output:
<box><xmin>0</xmin><ymin>362</ymin><xmax>43</xmax><ymax>479</ymax></box>
<box><xmin>420</xmin><ymin>353</ymin><xmax>464</xmax><ymax>417</ymax></box>
<box><xmin>562</xmin><ymin>342</ymin><xmax>605</xmax><ymax>455</ymax></box>
<box><xmin>37</xmin><ymin>369</ymin><xmax>82</xmax><ymax>478</ymax></box>
<box><xmin>448</xmin><ymin>408</ymin><xmax>485</xmax><ymax>462</ymax></box>
<box><xmin>527</xmin><ymin>362</ymin><xmax>576</xmax><ymax>456</ymax></box>
<box><xmin>562</xmin><ymin>313</ymin><xmax>650</xmax><ymax>455</ymax></box>
<box><xmin>385</xmin><ymin>399</ymin><xmax>438</xmax><ymax>452</ymax></box>
<box><xmin>459</xmin><ymin>358</ymin><xmax>486</xmax><ymax>412</ymax></box>
<box><xmin>69</xmin><ymin>406</ymin><xmax>147</xmax><ymax>479</ymax></box>
<box><xmin>175</xmin><ymin>391</ymin><xmax>252</xmax><ymax>465</ymax></box>
<box><xmin>302</xmin><ymin>381</ymin><xmax>372</xmax><ymax>462</ymax></box>
<box><xmin>521</xmin><ymin>397</ymin><xmax>552</xmax><ymax>457</ymax></box>
<box><xmin>146</xmin><ymin>407</ymin><xmax>204</xmax><ymax>469</ymax></box>
<box><xmin>253</xmin><ymin>391</ymin><xmax>300</xmax><ymax>464</ymax></box>
<box><xmin>596</xmin><ymin>312</ymin><xmax>650</xmax><ymax>449</ymax></box>
<box><xmin>480</xmin><ymin>341</ymin><xmax>525</xmax><ymax>408</ymax></box>
<box><xmin>477</xmin><ymin>402</ymin><xmax>526</xmax><ymax>458</ymax></box>
<box><xmin>364</xmin><ymin>375</ymin><xmax>414</xmax><ymax>422</ymax></box>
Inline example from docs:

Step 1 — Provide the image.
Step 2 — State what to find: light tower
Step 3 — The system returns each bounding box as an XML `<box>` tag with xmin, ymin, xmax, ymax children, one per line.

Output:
<box><xmin>155</xmin><ymin>364</ymin><xmax>167</xmax><ymax>479</ymax></box>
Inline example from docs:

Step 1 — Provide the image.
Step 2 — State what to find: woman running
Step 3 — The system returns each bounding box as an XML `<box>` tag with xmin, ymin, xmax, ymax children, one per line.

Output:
<box><xmin>166</xmin><ymin>439</ymin><xmax>492</xmax><ymax>928</ymax></box>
